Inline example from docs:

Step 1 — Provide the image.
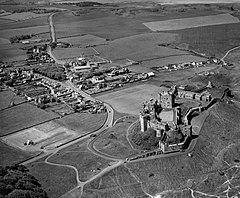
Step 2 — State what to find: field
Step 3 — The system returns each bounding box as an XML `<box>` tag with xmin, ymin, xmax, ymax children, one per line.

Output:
<box><xmin>97</xmin><ymin>84</ymin><xmax>162</xmax><ymax>115</ymax></box>
<box><xmin>27</xmin><ymin>158</ymin><xmax>77</xmax><ymax>198</ymax></box>
<box><xmin>55</xmin><ymin>112</ymin><xmax>107</xmax><ymax>133</ymax></box>
<box><xmin>52</xmin><ymin>47</ymin><xmax>97</xmax><ymax>60</ymax></box>
<box><xmin>0</xmin><ymin>12</ymin><xmax>50</xmax><ymax>21</ymax></box>
<box><xmin>0</xmin><ymin>103</ymin><xmax>58</xmax><ymax>136</ymax></box>
<box><xmin>58</xmin><ymin>34</ymin><xmax>107</xmax><ymax>47</ymax></box>
<box><xmin>0</xmin><ymin>25</ymin><xmax>49</xmax><ymax>39</ymax></box>
<box><xmin>93</xmin><ymin>116</ymin><xmax>139</xmax><ymax>158</ymax></box>
<box><xmin>48</xmin><ymin>140</ymin><xmax>113</xmax><ymax>181</ymax></box>
<box><xmin>0</xmin><ymin>44</ymin><xmax>26</xmax><ymax>62</ymax></box>
<box><xmin>94</xmin><ymin>32</ymin><xmax>185</xmax><ymax>61</ymax></box>
<box><xmin>172</xmin><ymin>22</ymin><xmax>240</xmax><ymax>57</ymax></box>
<box><xmin>143</xmin><ymin>14</ymin><xmax>239</xmax><ymax>31</ymax></box>
<box><xmin>82</xmin><ymin>165</ymin><xmax>148</xmax><ymax>198</ymax></box>
<box><xmin>1</xmin><ymin>121</ymin><xmax>78</xmax><ymax>152</ymax></box>
<box><xmin>54</xmin><ymin>13</ymin><xmax>152</xmax><ymax>40</ymax></box>
<box><xmin>0</xmin><ymin>141</ymin><xmax>32</xmax><ymax>167</ymax></box>
<box><xmin>0</xmin><ymin>90</ymin><xmax>26</xmax><ymax>110</ymax></box>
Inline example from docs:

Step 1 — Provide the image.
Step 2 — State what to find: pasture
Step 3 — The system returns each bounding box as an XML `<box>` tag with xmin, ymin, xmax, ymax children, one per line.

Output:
<box><xmin>143</xmin><ymin>14</ymin><xmax>239</xmax><ymax>31</ymax></box>
<box><xmin>1</xmin><ymin>121</ymin><xmax>77</xmax><ymax>153</ymax></box>
<box><xmin>82</xmin><ymin>165</ymin><xmax>147</xmax><ymax>198</ymax></box>
<box><xmin>0</xmin><ymin>90</ymin><xmax>26</xmax><ymax>110</ymax></box>
<box><xmin>0</xmin><ymin>44</ymin><xmax>26</xmax><ymax>62</ymax></box>
<box><xmin>0</xmin><ymin>141</ymin><xmax>31</xmax><ymax>167</ymax></box>
<box><xmin>0</xmin><ymin>12</ymin><xmax>50</xmax><ymax>21</ymax></box>
<box><xmin>55</xmin><ymin>112</ymin><xmax>107</xmax><ymax>133</ymax></box>
<box><xmin>58</xmin><ymin>34</ymin><xmax>106</xmax><ymax>47</ymax></box>
<box><xmin>0</xmin><ymin>25</ymin><xmax>49</xmax><ymax>39</ymax></box>
<box><xmin>49</xmin><ymin>141</ymin><xmax>113</xmax><ymax>181</ymax></box>
<box><xmin>52</xmin><ymin>47</ymin><xmax>97</xmax><ymax>60</ymax></box>
<box><xmin>172</xmin><ymin>21</ymin><xmax>240</xmax><ymax>57</ymax></box>
<box><xmin>54</xmin><ymin>14</ymin><xmax>151</xmax><ymax>40</ymax></box>
<box><xmin>93</xmin><ymin>116</ymin><xmax>139</xmax><ymax>158</ymax></box>
<box><xmin>96</xmin><ymin>84</ymin><xmax>160</xmax><ymax>115</ymax></box>
<box><xmin>94</xmin><ymin>32</ymin><xmax>187</xmax><ymax>61</ymax></box>
<box><xmin>27</xmin><ymin>159</ymin><xmax>77</xmax><ymax>198</ymax></box>
<box><xmin>0</xmin><ymin>103</ymin><xmax>58</xmax><ymax>136</ymax></box>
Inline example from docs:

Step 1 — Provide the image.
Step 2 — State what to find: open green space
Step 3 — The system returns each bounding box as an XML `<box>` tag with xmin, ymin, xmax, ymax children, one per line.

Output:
<box><xmin>96</xmin><ymin>84</ymin><xmax>161</xmax><ymax>115</ymax></box>
<box><xmin>0</xmin><ymin>103</ymin><xmax>58</xmax><ymax>136</ymax></box>
<box><xmin>55</xmin><ymin>112</ymin><xmax>107</xmax><ymax>133</ymax></box>
<box><xmin>172</xmin><ymin>22</ymin><xmax>240</xmax><ymax>58</ymax></box>
<box><xmin>0</xmin><ymin>141</ymin><xmax>32</xmax><ymax>167</ymax></box>
<box><xmin>93</xmin><ymin>116</ymin><xmax>139</xmax><ymax>158</ymax></box>
<box><xmin>49</xmin><ymin>141</ymin><xmax>113</xmax><ymax>181</ymax></box>
<box><xmin>82</xmin><ymin>165</ymin><xmax>148</xmax><ymax>198</ymax></box>
<box><xmin>0</xmin><ymin>90</ymin><xmax>26</xmax><ymax>110</ymax></box>
<box><xmin>0</xmin><ymin>43</ymin><xmax>26</xmax><ymax>62</ymax></box>
<box><xmin>27</xmin><ymin>159</ymin><xmax>77</xmax><ymax>198</ymax></box>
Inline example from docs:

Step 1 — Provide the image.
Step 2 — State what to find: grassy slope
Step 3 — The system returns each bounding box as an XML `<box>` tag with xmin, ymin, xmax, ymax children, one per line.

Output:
<box><xmin>93</xmin><ymin>116</ymin><xmax>139</xmax><ymax>158</ymax></box>
<box><xmin>48</xmin><ymin>141</ymin><xmax>113</xmax><ymax>181</ymax></box>
<box><xmin>0</xmin><ymin>141</ymin><xmax>32</xmax><ymax>166</ymax></box>
<box><xmin>126</xmin><ymin>101</ymin><xmax>240</xmax><ymax>197</ymax></box>
<box><xmin>27</xmin><ymin>158</ymin><xmax>77</xmax><ymax>198</ymax></box>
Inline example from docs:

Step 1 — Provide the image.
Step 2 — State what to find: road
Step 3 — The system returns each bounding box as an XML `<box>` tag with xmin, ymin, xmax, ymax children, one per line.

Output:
<box><xmin>48</xmin><ymin>14</ymin><xmax>56</xmax><ymax>43</ymax></box>
<box><xmin>221</xmin><ymin>45</ymin><xmax>240</xmax><ymax>65</ymax></box>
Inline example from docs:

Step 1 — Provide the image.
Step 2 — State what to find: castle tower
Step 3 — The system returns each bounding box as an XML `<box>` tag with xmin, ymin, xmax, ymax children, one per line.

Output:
<box><xmin>159</xmin><ymin>91</ymin><xmax>174</xmax><ymax>109</ymax></box>
<box><xmin>139</xmin><ymin>114</ymin><xmax>148</xmax><ymax>132</ymax></box>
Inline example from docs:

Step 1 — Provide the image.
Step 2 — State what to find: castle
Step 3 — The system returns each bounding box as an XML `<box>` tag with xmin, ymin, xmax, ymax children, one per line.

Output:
<box><xmin>139</xmin><ymin>86</ymin><xmax>211</xmax><ymax>153</ymax></box>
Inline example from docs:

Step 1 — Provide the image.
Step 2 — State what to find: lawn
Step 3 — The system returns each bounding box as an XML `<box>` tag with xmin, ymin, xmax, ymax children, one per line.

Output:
<box><xmin>48</xmin><ymin>141</ymin><xmax>113</xmax><ymax>181</ymax></box>
<box><xmin>0</xmin><ymin>141</ymin><xmax>32</xmax><ymax>167</ymax></box>
<box><xmin>55</xmin><ymin>112</ymin><xmax>107</xmax><ymax>134</ymax></box>
<box><xmin>126</xmin><ymin>101</ymin><xmax>240</xmax><ymax>197</ymax></box>
<box><xmin>0</xmin><ymin>103</ymin><xmax>58</xmax><ymax>136</ymax></box>
<box><xmin>96</xmin><ymin>84</ymin><xmax>161</xmax><ymax>115</ymax></box>
<box><xmin>143</xmin><ymin>14</ymin><xmax>239</xmax><ymax>31</ymax></box>
<box><xmin>27</xmin><ymin>159</ymin><xmax>77</xmax><ymax>198</ymax></box>
<box><xmin>93</xmin><ymin>116</ymin><xmax>139</xmax><ymax>158</ymax></box>
<box><xmin>82</xmin><ymin>165</ymin><xmax>148</xmax><ymax>198</ymax></box>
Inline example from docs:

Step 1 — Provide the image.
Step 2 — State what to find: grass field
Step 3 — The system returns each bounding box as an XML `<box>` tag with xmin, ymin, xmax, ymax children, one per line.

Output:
<box><xmin>0</xmin><ymin>44</ymin><xmax>27</xmax><ymax>62</ymax></box>
<box><xmin>82</xmin><ymin>165</ymin><xmax>148</xmax><ymax>198</ymax></box>
<box><xmin>0</xmin><ymin>103</ymin><xmax>58</xmax><ymax>136</ymax></box>
<box><xmin>97</xmin><ymin>84</ymin><xmax>162</xmax><ymax>115</ymax></box>
<box><xmin>0</xmin><ymin>141</ymin><xmax>32</xmax><ymax>167</ymax></box>
<box><xmin>54</xmin><ymin>13</ymin><xmax>152</xmax><ymax>40</ymax></box>
<box><xmin>58</xmin><ymin>34</ymin><xmax>106</xmax><ymax>47</ymax></box>
<box><xmin>93</xmin><ymin>116</ymin><xmax>139</xmax><ymax>158</ymax></box>
<box><xmin>55</xmin><ymin>112</ymin><xmax>107</xmax><ymax>133</ymax></box>
<box><xmin>0</xmin><ymin>12</ymin><xmax>50</xmax><ymax>21</ymax></box>
<box><xmin>27</xmin><ymin>159</ymin><xmax>77</xmax><ymax>198</ymax></box>
<box><xmin>52</xmin><ymin>47</ymin><xmax>97</xmax><ymax>60</ymax></box>
<box><xmin>0</xmin><ymin>25</ymin><xmax>49</xmax><ymax>39</ymax></box>
<box><xmin>143</xmin><ymin>14</ymin><xmax>239</xmax><ymax>31</ymax></box>
<box><xmin>49</xmin><ymin>141</ymin><xmax>113</xmax><ymax>181</ymax></box>
<box><xmin>94</xmin><ymin>32</ymin><xmax>185</xmax><ymax>61</ymax></box>
<box><xmin>0</xmin><ymin>90</ymin><xmax>26</xmax><ymax>110</ymax></box>
<box><xmin>172</xmin><ymin>22</ymin><xmax>240</xmax><ymax>57</ymax></box>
